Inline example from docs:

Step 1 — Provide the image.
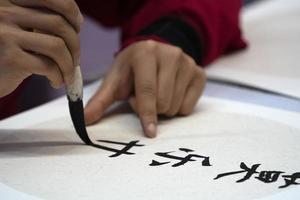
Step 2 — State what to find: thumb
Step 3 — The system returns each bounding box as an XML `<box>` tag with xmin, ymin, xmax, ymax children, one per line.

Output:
<box><xmin>84</xmin><ymin>71</ymin><xmax>120</xmax><ymax>125</ymax></box>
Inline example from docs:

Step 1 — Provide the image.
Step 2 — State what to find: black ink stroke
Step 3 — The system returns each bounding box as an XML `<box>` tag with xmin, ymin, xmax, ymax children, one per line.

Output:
<box><xmin>149</xmin><ymin>148</ymin><xmax>212</xmax><ymax>167</ymax></box>
<box><xmin>96</xmin><ymin>140</ymin><xmax>145</xmax><ymax>157</ymax></box>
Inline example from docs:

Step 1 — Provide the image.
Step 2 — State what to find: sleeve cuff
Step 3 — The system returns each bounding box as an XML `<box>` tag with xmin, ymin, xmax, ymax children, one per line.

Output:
<box><xmin>120</xmin><ymin>18</ymin><xmax>203</xmax><ymax>65</ymax></box>
<box><xmin>139</xmin><ymin>17</ymin><xmax>203</xmax><ymax>64</ymax></box>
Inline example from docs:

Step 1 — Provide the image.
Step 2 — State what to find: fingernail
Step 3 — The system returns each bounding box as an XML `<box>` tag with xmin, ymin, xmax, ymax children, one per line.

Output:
<box><xmin>146</xmin><ymin>123</ymin><xmax>157</xmax><ymax>138</ymax></box>
<box><xmin>49</xmin><ymin>81</ymin><xmax>61</xmax><ymax>89</ymax></box>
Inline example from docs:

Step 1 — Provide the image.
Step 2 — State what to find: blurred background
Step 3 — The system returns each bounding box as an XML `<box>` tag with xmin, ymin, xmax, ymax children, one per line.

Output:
<box><xmin>19</xmin><ymin>0</ymin><xmax>262</xmax><ymax>112</ymax></box>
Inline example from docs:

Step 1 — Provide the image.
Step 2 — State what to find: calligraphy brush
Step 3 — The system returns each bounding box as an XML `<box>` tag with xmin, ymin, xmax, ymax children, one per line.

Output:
<box><xmin>66</xmin><ymin>65</ymin><xmax>94</xmax><ymax>145</ymax></box>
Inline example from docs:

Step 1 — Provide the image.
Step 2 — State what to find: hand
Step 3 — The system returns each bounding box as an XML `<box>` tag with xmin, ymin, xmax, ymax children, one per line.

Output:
<box><xmin>0</xmin><ymin>0</ymin><xmax>82</xmax><ymax>98</ymax></box>
<box><xmin>85</xmin><ymin>40</ymin><xmax>206</xmax><ymax>138</ymax></box>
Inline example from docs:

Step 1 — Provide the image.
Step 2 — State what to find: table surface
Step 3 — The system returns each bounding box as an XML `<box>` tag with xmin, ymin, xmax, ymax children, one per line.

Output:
<box><xmin>205</xmin><ymin>81</ymin><xmax>300</xmax><ymax>113</ymax></box>
<box><xmin>0</xmin><ymin>80</ymin><xmax>300</xmax><ymax>200</ymax></box>
<box><xmin>1</xmin><ymin>79</ymin><xmax>300</xmax><ymax>129</ymax></box>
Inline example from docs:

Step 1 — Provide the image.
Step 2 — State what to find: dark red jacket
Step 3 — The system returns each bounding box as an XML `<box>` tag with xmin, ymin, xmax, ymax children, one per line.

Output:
<box><xmin>0</xmin><ymin>0</ymin><xmax>246</xmax><ymax>120</ymax></box>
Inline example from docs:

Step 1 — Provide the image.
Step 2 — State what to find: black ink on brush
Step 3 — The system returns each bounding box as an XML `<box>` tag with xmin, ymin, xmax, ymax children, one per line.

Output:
<box><xmin>66</xmin><ymin>65</ymin><xmax>98</xmax><ymax>147</ymax></box>
<box><xmin>68</xmin><ymin>98</ymin><xmax>93</xmax><ymax>145</ymax></box>
<box><xmin>66</xmin><ymin>67</ymin><xmax>142</xmax><ymax>150</ymax></box>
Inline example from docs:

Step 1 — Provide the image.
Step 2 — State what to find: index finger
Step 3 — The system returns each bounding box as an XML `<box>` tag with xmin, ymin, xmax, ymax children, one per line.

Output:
<box><xmin>133</xmin><ymin>54</ymin><xmax>158</xmax><ymax>138</ymax></box>
<box><xmin>10</xmin><ymin>0</ymin><xmax>83</xmax><ymax>32</ymax></box>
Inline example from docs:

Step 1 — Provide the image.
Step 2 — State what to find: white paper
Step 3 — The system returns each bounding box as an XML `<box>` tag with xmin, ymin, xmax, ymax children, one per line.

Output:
<box><xmin>0</xmin><ymin>94</ymin><xmax>300</xmax><ymax>200</ymax></box>
<box><xmin>206</xmin><ymin>0</ymin><xmax>300</xmax><ymax>99</ymax></box>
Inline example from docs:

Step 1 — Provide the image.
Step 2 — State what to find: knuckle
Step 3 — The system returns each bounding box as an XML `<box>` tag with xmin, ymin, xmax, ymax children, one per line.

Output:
<box><xmin>0</xmin><ymin>29</ymin><xmax>9</xmax><ymax>45</ymax></box>
<box><xmin>196</xmin><ymin>67</ymin><xmax>206</xmax><ymax>81</ymax></box>
<box><xmin>179</xmin><ymin>106</ymin><xmax>193</xmax><ymax>116</ymax></box>
<box><xmin>43</xmin><ymin>0</ymin><xmax>56</xmax><ymax>10</ymax></box>
<box><xmin>157</xmin><ymin>96</ymin><xmax>170</xmax><ymax>113</ymax></box>
<box><xmin>130</xmin><ymin>52</ymin><xmax>143</xmax><ymax>63</ymax></box>
<box><xmin>137</xmin><ymin>82</ymin><xmax>156</xmax><ymax>97</ymax></box>
<box><xmin>178</xmin><ymin>66</ymin><xmax>192</xmax><ymax>81</ymax></box>
<box><xmin>171</xmin><ymin>46</ymin><xmax>184</xmax><ymax>58</ymax></box>
<box><xmin>163</xmin><ymin>47</ymin><xmax>185</xmax><ymax>72</ymax></box>
<box><xmin>49</xmin><ymin>37</ymin><xmax>74</xmax><ymax>75</ymax></box>
<box><xmin>45</xmin><ymin>62</ymin><xmax>59</xmax><ymax>76</ymax></box>
<box><xmin>140</xmin><ymin>110</ymin><xmax>156</xmax><ymax>119</ymax></box>
<box><xmin>95</xmin><ymin>97</ymin><xmax>112</xmax><ymax>109</ymax></box>
<box><xmin>0</xmin><ymin>48</ymin><xmax>18</xmax><ymax>67</ymax></box>
<box><xmin>43</xmin><ymin>0</ymin><xmax>53</xmax><ymax>6</ymax></box>
<box><xmin>183</xmin><ymin>52</ymin><xmax>196</xmax><ymax>64</ymax></box>
<box><xmin>50</xmin><ymin>37</ymin><xmax>66</xmax><ymax>52</ymax></box>
<box><xmin>165</xmin><ymin>110</ymin><xmax>177</xmax><ymax>117</ymax></box>
<box><xmin>193</xmin><ymin>67</ymin><xmax>206</xmax><ymax>87</ymax></box>
<box><xmin>72</xmin><ymin>36</ymin><xmax>80</xmax><ymax>58</ymax></box>
<box><xmin>132</xmin><ymin>40</ymin><xmax>156</xmax><ymax>58</ymax></box>
<box><xmin>63</xmin><ymin>62</ymin><xmax>74</xmax><ymax>76</ymax></box>
<box><xmin>141</xmin><ymin>40</ymin><xmax>157</xmax><ymax>49</ymax></box>
<box><xmin>180</xmin><ymin>62</ymin><xmax>195</xmax><ymax>79</ymax></box>
<box><xmin>187</xmin><ymin>65</ymin><xmax>195</xmax><ymax>77</ymax></box>
<box><xmin>51</xmin><ymin>15</ymin><xmax>66</xmax><ymax>33</ymax></box>
<box><xmin>6</xmin><ymin>56</ymin><xmax>17</xmax><ymax>67</ymax></box>
<box><xmin>62</xmin><ymin>0</ymin><xmax>78</xmax><ymax>16</ymax></box>
<box><xmin>0</xmin><ymin>7</ymin><xmax>13</xmax><ymax>23</ymax></box>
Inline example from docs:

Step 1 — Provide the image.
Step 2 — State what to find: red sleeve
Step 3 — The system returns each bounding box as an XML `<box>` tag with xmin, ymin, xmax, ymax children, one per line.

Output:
<box><xmin>75</xmin><ymin>0</ymin><xmax>145</xmax><ymax>27</ymax></box>
<box><xmin>76</xmin><ymin>0</ymin><xmax>247</xmax><ymax>65</ymax></box>
<box><xmin>0</xmin><ymin>82</ymin><xmax>25</xmax><ymax>120</ymax></box>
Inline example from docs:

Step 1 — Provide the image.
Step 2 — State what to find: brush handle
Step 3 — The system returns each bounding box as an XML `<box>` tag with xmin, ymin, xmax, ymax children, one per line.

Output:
<box><xmin>66</xmin><ymin>65</ymin><xmax>83</xmax><ymax>102</ymax></box>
